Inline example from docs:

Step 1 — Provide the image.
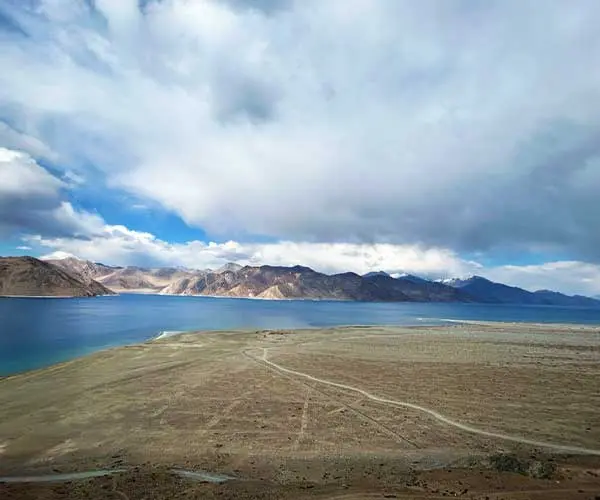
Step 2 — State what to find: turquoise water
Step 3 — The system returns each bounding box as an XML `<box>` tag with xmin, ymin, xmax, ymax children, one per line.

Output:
<box><xmin>1</xmin><ymin>293</ymin><xmax>600</xmax><ymax>376</ymax></box>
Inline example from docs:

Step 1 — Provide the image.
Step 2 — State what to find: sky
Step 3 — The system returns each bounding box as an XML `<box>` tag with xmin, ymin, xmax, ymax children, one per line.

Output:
<box><xmin>1</xmin><ymin>0</ymin><xmax>600</xmax><ymax>296</ymax></box>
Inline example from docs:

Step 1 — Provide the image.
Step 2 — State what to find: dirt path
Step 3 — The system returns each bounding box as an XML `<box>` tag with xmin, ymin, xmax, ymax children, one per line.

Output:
<box><xmin>253</xmin><ymin>347</ymin><xmax>600</xmax><ymax>456</ymax></box>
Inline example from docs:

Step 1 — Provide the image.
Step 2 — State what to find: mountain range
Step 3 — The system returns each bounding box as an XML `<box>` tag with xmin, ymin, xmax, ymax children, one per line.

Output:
<box><xmin>440</xmin><ymin>276</ymin><xmax>600</xmax><ymax>307</ymax></box>
<box><xmin>159</xmin><ymin>265</ymin><xmax>472</xmax><ymax>302</ymax></box>
<box><xmin>0</xmin><ymin>255</ymin><xmax>598</xmax><ymax>307</ymax></box>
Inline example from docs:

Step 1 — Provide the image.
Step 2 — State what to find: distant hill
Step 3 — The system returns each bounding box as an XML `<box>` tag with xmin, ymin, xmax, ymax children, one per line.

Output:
<box><xmin>443</xmin><ymin>276</ymin><xmax>600</xmax><ymax>307</ymax></box>
<box><xmin>45</xmin><ymin>256</ymin><xmax>117</xmax><ymax>285</ymax></box>
<box><xmin>362</xmin><ymin>271</ymin><xmax>390</xmax><ymax>278</ymax></box>
<box><xmin>161</xmin><ymin>264</ymin><xmax>472</xmax><ymax>302</ymax></box>
<box><xmin>0</xmin><ymin>257</ymin><xmax>114</xmax><ymax>297</ymax></box>
<box><xmin>395</xmin><ymin>273</ymin><xmax>432</xmax><ymax>284</ymax></box>
<box><xmin>30</xmin><ymin>255</ymin><xmax>600</xmax><ymax>305</ymax></box>
<box><xmin>47</xmin><ymin>257</ymin><xmax>200</xmax><ymax>293</ymax></box>
<box><xmin>532</xmin><ymin>290</ymin><xmax>600</xmax><ymax>308</ymax></box>
<box><xmin>216</xmin><ymin>262</ymin><xmax>243</xmax><ymax>273</ymax></box>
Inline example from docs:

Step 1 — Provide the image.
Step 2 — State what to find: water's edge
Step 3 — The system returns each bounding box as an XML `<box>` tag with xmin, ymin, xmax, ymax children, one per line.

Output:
<box><xmin>3</xmin><ymin>294</ymin><xmax>600</xmax><ymax>377</ymax></box>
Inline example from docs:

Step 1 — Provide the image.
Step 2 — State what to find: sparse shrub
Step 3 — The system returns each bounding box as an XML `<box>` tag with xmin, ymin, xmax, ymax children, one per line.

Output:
<box><xmin>464</xmin><ymin>455</ymin><xmax>480</xmax><ymax>468</ymax></box>
<box><xmin>489</xmin><ymin>453</ymin><xmax>528</xmax><ymax>475</ymax></box>
<box><xmin>527</xmin><ymin>460</ymin><xmax>557</xmax><ymax>479</ymax></box>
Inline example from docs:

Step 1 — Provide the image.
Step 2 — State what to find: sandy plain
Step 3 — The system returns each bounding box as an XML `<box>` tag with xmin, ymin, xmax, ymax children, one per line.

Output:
<box><xmin>1</xmin><ymin>322</ymin><xmax>599</xmax><ymax>498</ymax></box>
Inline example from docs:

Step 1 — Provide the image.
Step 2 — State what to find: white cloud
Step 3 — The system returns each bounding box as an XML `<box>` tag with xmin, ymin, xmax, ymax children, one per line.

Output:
<box><xmin>40</xmin><ymin>250</ymin><xmax>78</xmax><ymax>260</ymax></box>
<box><xmin>0</xmin><ymin>122</ymin><xmax>59</xmax><ymax>162</ymax></box>
<box><xmin>1</xmin><ymin>1</ymin><xmax>600</xmax><ymax>259</ymax></box>
<box><xmin>0</xmin><ymin>147</ymin><xmax>104</xmax><ymax>238</ymax></box>
<box><xmin>62</xmin><ymin>170</ymin><xmax>85</xmax><ymax>186</ymax></box>
<box><xmin>0</xmin><ymin>147</ymin><xmax>62</xmax><ymax>197</ymax></box>
<box><xmin>28</xmin><ymin>223</ymin><xmax>479</xmax><ymax>276</ymax></box>
<box><xmin>16</xmin><ymin>245</ymin><xmax>32</xmax><ymax>250</ymax></box>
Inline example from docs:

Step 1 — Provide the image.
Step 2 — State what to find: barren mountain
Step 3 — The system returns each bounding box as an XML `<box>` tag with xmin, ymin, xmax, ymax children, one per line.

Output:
<box><xmin>216</xmin><ymin>262</ymin><xmax>243</xmax><ymax>273</ymax></box>
<box><xmin>161</xmin><ymin>264</ymin><xmax>472</xmax><ymax>302</ymax></box>
<box><xmin>443</xmin><ymin>276</ymin><xmax>600</xmax><ymax>307</ymax></box>
<box><xmin>46</xmin><ymin>257</ymin><xmax>117</xmax><ymax>284</ymax></box>
<box><xmin>48</xmin><ymin>257</ymin><xmax>200</xmax><ymax>293</ymax></box>
<box><xmin>0</xmin><ymin>257</ymin><xmax>114</xmax><ymax>297</ymax></box>
<box><xmin>36</xmin><ymin>256</ymin><xmax>599</xmax><ymax>305</ymax></box>
<box><xmin>97</xmin><ymin>267</ymin><xmax>202</xmax><ymax>292</ymax></box>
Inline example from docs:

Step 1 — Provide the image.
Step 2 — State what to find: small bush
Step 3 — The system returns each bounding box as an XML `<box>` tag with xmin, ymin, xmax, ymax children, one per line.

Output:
<box><xmin>489</xmin><ymin>454</ymin><xmax>528</xmax><ymax>475</ymax></box>
<box><xmin>528</xmin><ymin>460</ymin><xmax>557</xmax><ymax>479</ymax></box>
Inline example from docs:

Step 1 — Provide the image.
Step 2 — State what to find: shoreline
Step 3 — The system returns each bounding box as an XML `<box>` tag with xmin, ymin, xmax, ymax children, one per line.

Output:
<box><xmin>155</xmin><ymin>291</ymin><xmax>353</xmax><ymax>301</ymax></box>
<box><xmin>5</xmin><ymin>291</ymin><xmax>600</xmax><ymax>309</ymax></box>
<box><xmin>2</xmin><ymin>322</ymin><xmax>460</xmax><ymax>379</ymax></box>
<box><xmin>0</xmin><ymin>293</ymin><xmax>117</xmax><ymax>299</ymax></box>
<box><xmin>3</xmin><ymin>320</ymin><xmax>599</xmax><ymax>380</ymax></box>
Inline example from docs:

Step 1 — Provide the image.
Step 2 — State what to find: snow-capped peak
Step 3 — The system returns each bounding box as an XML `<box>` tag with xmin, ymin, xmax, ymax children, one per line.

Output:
<box><xmin>40</xmin><ymin>251</ymin><xmax>80</xmax><ymax>261</ymax></box>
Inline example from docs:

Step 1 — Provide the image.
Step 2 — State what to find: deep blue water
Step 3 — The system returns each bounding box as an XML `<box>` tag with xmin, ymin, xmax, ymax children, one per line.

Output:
<box><xmin>1</xmin><ymin>294</ymin><xmax>600</xmax><ymax>376</ymax></box>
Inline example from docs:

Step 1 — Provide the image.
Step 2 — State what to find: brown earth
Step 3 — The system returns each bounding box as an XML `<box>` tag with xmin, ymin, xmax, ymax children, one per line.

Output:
<box><xmin>0</xmin><ymin>322</ymin><xmax>599</xmax><ymax>498</ymax></box>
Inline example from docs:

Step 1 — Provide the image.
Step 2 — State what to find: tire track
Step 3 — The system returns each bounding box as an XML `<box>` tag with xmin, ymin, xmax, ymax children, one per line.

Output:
<box><xmin>243</xmin><ymin>350</ymin><xmax>420</xmax><ymax>448</ymax></box>
<box><xmin>252</xmin><ymin>348</ymin><xmax>600</xmax><ymax>456</ymax></box>
<box><xmin>203</xmin><ymin>399</ymin><xmax>243</xmax><ymax>431</ymax></box>
<box><xmin>293</xmin><ymin>387</ymin><xmax>311</xmax><ymax>450</ymax></box>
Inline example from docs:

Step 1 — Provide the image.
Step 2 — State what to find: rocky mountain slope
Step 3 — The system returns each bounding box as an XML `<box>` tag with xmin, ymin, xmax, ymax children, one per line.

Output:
<box><xmin>0</xmin><ymin>257</ymin><xmax>114</xmax><ymax>297</ymax></box>
<box><xmin>161</xmin><ymin>265</ymin><xmax>474</xmax><ymax>302</ymax></box>
<box><xmin>45</xmin><ymin>257</ymin><xmax>116</xmax><ymax>284</ymax></box>
<box><xmin>443</xmin><ymin>275</ymin><xmax>600</xmax><ymax>307</ymax></box>
<box><xmin>94</xmin><ymin>267</ymin><xmax>197</xmax><ymax>292</ymax></box>
<box><xmin>47</xmin><ymin>258</ymin><xmax>200</xmax><ymax>293</ymax></box>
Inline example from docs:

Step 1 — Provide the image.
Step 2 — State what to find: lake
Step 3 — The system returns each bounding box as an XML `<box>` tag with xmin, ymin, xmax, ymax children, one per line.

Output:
<box><xmin>1</xmin><ymin>293</ymin><xmax>600</xmax><ymax>376</ymax></box>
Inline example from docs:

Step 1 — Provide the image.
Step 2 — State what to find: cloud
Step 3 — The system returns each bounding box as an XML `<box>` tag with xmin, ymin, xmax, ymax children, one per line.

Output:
<box><xmin>30</xmin><ymin>223</ymin><xmax>479</xmax><ymax>276</ymax></box>
<box><xmin>1</xmin><ymin>1</ymin><xmax>600</xmax><ymax>260</ymax></box>
<box><xmin>0</xmin><ymin>122</ymin><xmax>58</xmax><ymax>162</ymax></box>
<box><xmin>40</xmin><ymin>250</ymin><xmax>78</xmax><ymax>260</ymax></box>
<box><xmin>219</xmin><ymin>0</ymin><xmax>292</xmax><ymax>15</ymax></box>
<box><xmin>0</xmin><ymin>147</ymin><xmax>104</xmax><ymax>238</ymax></box>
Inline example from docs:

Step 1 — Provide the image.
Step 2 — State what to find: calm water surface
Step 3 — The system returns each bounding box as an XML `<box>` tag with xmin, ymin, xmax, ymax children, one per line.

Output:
<box><xmin>1</xmin><ymin>293</ymin><xmax>600</xmax><ymax>375</ymax></box>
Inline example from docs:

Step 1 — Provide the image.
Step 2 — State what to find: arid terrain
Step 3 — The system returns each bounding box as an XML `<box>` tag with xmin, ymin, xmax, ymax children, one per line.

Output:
<box><xmin>1</xmin><ymin>322</ymin><xmax>599</xmax><ymax>498</ymax></box>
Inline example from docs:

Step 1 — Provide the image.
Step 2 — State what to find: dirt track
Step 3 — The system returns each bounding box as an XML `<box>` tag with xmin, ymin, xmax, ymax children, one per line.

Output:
<box><xmin>252</xmin><ymin>346</ymin><xmax>600</xmax><ymax>455</ymax></box>
<box><xmin>1</xmin><ymin>322</ymin><xmax>599</xmax><ymax>498</ymax></box>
